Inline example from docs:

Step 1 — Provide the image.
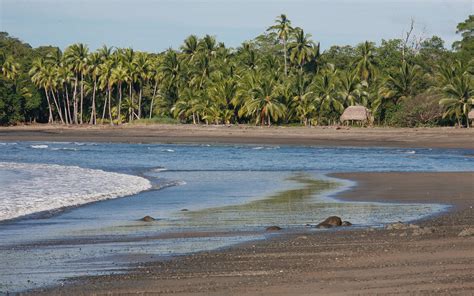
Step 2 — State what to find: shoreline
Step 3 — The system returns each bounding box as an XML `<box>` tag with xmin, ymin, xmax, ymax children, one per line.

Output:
<box><xmin>25</xmin><ymin>171</ymin><xmax>474</xmax><ymax>295</ymax></box>
<box><xmin>1</xmin><ymin>124</ymin><xmax>474</xmax><ymax>149</ymax></box>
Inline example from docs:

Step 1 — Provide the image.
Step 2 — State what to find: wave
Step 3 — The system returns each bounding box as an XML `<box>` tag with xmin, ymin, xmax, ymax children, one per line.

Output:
<box><xmin>0</xmin><ymin>162</ymin><xmax>152</xmax><ymax>221</ymax></box>
<box><xmin>30</xmin><ymin>144</ymin><xmax>48</xmax><ymax>149</ymax></box>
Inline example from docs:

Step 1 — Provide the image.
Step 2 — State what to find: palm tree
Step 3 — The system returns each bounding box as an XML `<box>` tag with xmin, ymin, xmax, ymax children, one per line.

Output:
<box><xmin>133</xmin><ymin>52</ymin><xmax>151</xmax><ymax>118</ymax></box>
<box><xmin>87</xmin><ymin>52</ymin><xmax>101</xmax><ymax>124</ymax></box>
<box><xmin>288</xmin><ymin>28</ymin><xmax>315</xmax><ymax>72</ymax></box>
<box><xmin>267</xmin><ymin>14</ymin><xmax>293</xmax><ymax>75</ymax></box>
<box><xmin>30</xmin><ymin>58</ymin><xmax>54</xmax><ymax>123</ymax></box>
<box><xmin>56</xmin><ymin>64</ymin><xmax>74</xmax><ymax>124</ymax></box>
<box><xmin>149</xmin><ymin>57</ymin><xmax>163</xmax><ymax>119</ymax></box>
<box><xmin>314</xmin><ymin>70</ymin><xmax>344</xmax><ymax>125</ymax></box>
<box><xmin>111</xmin><ymin>65</ymin><xmax>127</xmax><ymax>124</ymax></box>
<box><xmin>381</xmin><ymin>62</ymin><xmax>421</xmax><ymax>104</ymax></box>
<box><xmin>199</xmin><ymin>35</ymin><xmax>217</xmax><ymax>58</ymax></box>
<box><xmin>64</xmin><ymin>43</ymin><xmax>89</xmax><ymax>124</ymax></box>
<box><xmin>289</xmin><ymin>73</ymin><xmax>315</xmax><ymax>126</ymax></box>
<box><xmin>338</xmin><ymin>71</ymin><xmax>366</xmax><ymax>107</ymax></box>
<box><xmin>439</xmin><ymin>74</ymin><xmax>474</xmax><ymax>127</ymax></box>
<box><xmin>98</xmin><ymin>60</ymin><xmax>115</xmax><ymax>124</ymax></box>
<box><xmin>240</xmin><ymin>73</ymin><xmax>286</xmax><ymax>126</ymax></box>
<box><xmin>181</xmin><ymin>35</ymin><xmax>199</xmax><ymax>62</ymax></box>
<box><xmin>354</xmin><ymin>41</ymin><xmax>377</xmax><ymax>84</ymax></box>
<box><xmin>1</xmin><ymin>55</ymin><xmax>20</xmax><ymax>81</ymax></box>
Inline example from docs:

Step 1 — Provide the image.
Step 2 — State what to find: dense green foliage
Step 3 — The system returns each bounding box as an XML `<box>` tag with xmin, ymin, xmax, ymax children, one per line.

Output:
<box><xmin>0</xmin><ymin>15</ymin><xmax>473</xmax><ymax>127</ymax></box>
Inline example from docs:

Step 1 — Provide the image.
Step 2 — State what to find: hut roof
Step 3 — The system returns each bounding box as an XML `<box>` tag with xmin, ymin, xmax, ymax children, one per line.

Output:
<box><xmin>469</xmin><ymin>110</ymin><xmax>474</xmax><ymax>119</ymax></box>
<box><xmin>340</xmin><ymin>106</ymin><xmax>371</xmax><ymax>122</ymax></box>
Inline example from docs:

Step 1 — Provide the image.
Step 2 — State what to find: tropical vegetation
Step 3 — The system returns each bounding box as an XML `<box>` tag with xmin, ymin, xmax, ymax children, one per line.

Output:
<box><xmin>0</xmin><ymin>15</ymin><xmax>473</xmax><ymax>127</ymax></box>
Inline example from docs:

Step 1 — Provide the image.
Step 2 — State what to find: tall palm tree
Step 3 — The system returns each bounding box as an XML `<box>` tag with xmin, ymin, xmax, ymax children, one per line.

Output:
<box><xmin>288</xmin><ymin>28</ymin><xmax>315</xmax><ymax>72</ymax></box>
<box><xmin>267</xmin><ymin>14</ymin><xmax>293</xmax><ymax>76</ymax></box>
<box><xmin>379</xmin><ymin>62</ymin><xmax>421</xmax><ymax>104</ymax></box>
<box><xmin>64</xmin><ymin>43</ymin><xmax>89</xmax><ymax>124</ymax></box>
<box><xmin>354</xmin><ymin>41</ymin><xmax>378</xmax><ymax>84</ymax></box>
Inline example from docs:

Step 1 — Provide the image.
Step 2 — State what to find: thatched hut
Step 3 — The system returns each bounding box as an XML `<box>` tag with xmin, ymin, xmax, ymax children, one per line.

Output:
<box><xmin>340</xmin><ymin>106</ymin><xmax>373</xmax><ymax>125</ymax></box>
<box><xmin>469</xmin><ymin>110</ymin><xmax>474</xmax><ymax>122</ymax></box>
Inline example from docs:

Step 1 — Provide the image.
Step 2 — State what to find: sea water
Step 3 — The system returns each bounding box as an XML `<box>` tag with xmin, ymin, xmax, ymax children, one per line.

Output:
<box><xmin>0</xmin><ymin>142</ymin><xmax>473</xmax><ymax>293</ymax></box>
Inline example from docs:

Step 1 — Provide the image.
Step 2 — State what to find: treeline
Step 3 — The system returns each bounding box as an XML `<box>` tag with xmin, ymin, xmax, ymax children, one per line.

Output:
<box><xmin>0</xmin><ymin>15</ymin><xmax>473</xmax><ymax>127</ymax></box>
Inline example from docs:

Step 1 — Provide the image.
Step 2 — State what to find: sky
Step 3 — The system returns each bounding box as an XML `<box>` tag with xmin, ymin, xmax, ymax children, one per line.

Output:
<box><xmin>0</xmin><ymin>0</ymin><xmax>472</xmax><ymax>52</ymax></box>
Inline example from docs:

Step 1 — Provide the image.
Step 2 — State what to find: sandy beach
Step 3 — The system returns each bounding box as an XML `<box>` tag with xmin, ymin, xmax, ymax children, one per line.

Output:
<box><xmin>2</xmin><ymin>125</ymin><xmax>472</xmax><ymax>295</ymax></box>
<box><xmin>1</xmin><ymin>124</ymin><xmax>474</xmax><ymax>149</ymax></box>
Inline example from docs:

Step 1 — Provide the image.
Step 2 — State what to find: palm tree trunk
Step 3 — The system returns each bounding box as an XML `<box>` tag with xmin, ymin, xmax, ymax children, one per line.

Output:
<box><xmin>60</xmin><ymin>91</ymin><xmax>69</xmax><ymax>125</ymax></box>
<box><xmin>102</xmin><ymin>89</ymin><xmax>108</xmax><ymax>124</ymax></box>
<box><xmin>65</xmin><ymin>85</ymin><xmax>72</xmax><ymax>124</ymax></box>
<box><xmin>108</xmin><ymin>86</ymin><xmax>113</xmax><ymax>125</ymax></box>
<box><xmin>129</xmin><ymin>83</ymin><xmax>133</xmax><ymax>122</ymax></box>
<box><xmin>150</xmin><ymin>80</ymin><xmax>158</xmax><ymax>119</ymax></box>
<box><xmin>89</xmin><ymin>79</ymin><xmax>97</xmax><ymax>125</ymax></box>
<box><xmin>44</xmin><ymin>89</ymin><xmax>53</xmax><ymax>124</ymax></box>
<box><xmin>283</xmin><ymin>39</ymin><xmax>288</xmax><ymax>76</ymax></box>
<box><xmin>117</xmin><ymin>82</ymin><xmax>122</xmax><ymax>124</ymax></box>
<box><xmin>51</xmin><ymin>89</ymin><xmax>65</xmax><ymax>124</ymax></box>
<box><xmin>138</xmin><ymin>88</ymin><xmax>143</xmax><ymax>119</ymax></box>
<box><xmin>80</xmin><ymin>73</ymin><xmax>84</xmax><ymax>124</ymax></box>
<box><xmin>72</xmin><ymin>78</ymin><xmax>78</xmax><ymax>124</ymax></box>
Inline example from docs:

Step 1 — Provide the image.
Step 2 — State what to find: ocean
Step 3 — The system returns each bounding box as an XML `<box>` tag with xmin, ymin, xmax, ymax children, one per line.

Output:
<box><xmin>0</xmin><ymin>141</ymin><xmax>473</xmax><ymax>292</ymax></box>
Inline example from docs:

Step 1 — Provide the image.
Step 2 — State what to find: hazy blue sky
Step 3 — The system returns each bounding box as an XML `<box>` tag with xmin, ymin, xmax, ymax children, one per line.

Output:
<box><xmin>0</xmin><ymin>0</ymin><xmax>472</xmax><ymax>52</ymax></box>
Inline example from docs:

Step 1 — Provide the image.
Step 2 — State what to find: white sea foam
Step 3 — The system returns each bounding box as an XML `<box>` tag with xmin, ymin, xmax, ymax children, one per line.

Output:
<box><xmin>30</xmin><ymin>145</ymin><xmax>48</xmax><ymax>149</ymax></box>
<box><xmin>51</xmin><ymin>147</ymin><xmax>78</xmax><ymax>151</ymax></box>
<box><xmin>163</xmin><ymin>149</ymin><xmax>175</xmax><ymax>152</ymax></box>
<box><xmin>0</xmin><ymin>162</ymin><xmax>152</xmax><ymax>221</ymax></box>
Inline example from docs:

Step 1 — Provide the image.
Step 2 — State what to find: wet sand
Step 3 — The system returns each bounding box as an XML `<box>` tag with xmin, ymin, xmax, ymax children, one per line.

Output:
<box><xmin>26</xmin><ymin>172</ymin><xmax>474</xmax><ymax>295</ymax></box>
<box><xmin>1</xmin><ymin>124</ymin><xmax>474</xmax><ymax>149</ymax></box>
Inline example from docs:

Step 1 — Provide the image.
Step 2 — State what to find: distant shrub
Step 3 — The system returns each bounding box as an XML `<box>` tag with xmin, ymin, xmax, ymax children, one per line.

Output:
<box><xmin>132</xmin><ymin>116</ymin><xmax>180</xmax><ymax>125</ymax></box>
<box><xmin>386</xmin><ymin>93</ymin><xmax>443</xmax><ymax>127</ymax></box>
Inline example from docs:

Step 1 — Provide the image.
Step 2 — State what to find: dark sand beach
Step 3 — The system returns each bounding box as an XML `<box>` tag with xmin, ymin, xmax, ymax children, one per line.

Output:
<box><xmin>3</xmin><ymin>125</ymin><xmax>472</xmax><ymax>295</ymax></box>
<box><xmin>25</xmin><ymin>172</ymin><xmax>474</xmax><ymax>295</ymax></box>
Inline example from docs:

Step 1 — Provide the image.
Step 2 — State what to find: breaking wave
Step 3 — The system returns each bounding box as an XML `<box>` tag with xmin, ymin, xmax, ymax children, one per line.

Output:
<box><xmin>0</xmin><ymin>162</ymin><xmax>152</xmax><ymax>221</ymax></box>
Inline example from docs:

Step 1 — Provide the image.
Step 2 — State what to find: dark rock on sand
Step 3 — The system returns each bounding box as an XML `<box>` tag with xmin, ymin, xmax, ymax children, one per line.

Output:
<box><xmin>181</xmin><ymin>209</ymin><xmax>189</xmax><ymax>212</ymax></box>
<box><xmin>342</xmin><ymin>221</ymin><xmax>353</xmax><ymax>226</ymax></box>
<box><xmin>266</xmin><ymin>226</ymin><xmax>282</xmax><ymax>231</ymax></box>
<box><xmin>141</xmin><ymin>216</ymin><xmax>155</xmax><ymax>222</ymax></box>
<box><xmin>316</xmin><ymin>216</ymin><xmax>342</xmax><ymax>228</ymax></box>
